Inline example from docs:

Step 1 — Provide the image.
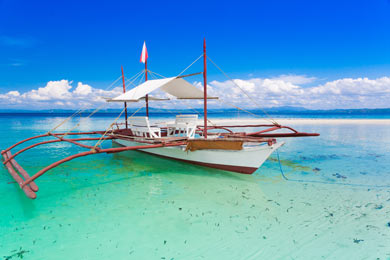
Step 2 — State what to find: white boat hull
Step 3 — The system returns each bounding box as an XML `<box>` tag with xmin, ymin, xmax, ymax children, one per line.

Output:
<box><xmin>113</xmin><ymin>139</ymin><xmax>284</xmax><ymax>174</ymax></box>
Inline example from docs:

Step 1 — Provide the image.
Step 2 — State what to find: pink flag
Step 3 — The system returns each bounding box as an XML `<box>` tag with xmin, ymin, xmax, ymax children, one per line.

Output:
<box><xmin>140</xmin><ymin>41</ymin><xmax>148</xmax><ymax>63</ymax></box>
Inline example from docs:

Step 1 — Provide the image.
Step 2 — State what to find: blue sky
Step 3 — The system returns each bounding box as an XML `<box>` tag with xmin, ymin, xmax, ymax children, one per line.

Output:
<box><xmin>1</xmin><ymin>0</ymin><xmax>390</xmax><ymax>109</ymax></box>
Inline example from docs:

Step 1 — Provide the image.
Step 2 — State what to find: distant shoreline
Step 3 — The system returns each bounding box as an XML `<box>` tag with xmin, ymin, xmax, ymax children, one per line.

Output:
<box><xmin>208</xmin><ymin>118</ymin><xmax>390</xmax><ymax>125</ymax></box>
<box><xmin>1</xmin><ymin>112</ymin><xmax>390</xmax><ymax>121</ymax></box>
<box><xmin>1</xmin><ymin>106</ymin><xmax>390</xmax><ymax>116</ymax></box>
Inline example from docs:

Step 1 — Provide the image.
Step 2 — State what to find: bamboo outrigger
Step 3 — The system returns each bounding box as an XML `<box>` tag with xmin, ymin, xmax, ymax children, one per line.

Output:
<box><xmin>2</xmin><ymin>39</ymin><xmax>319</xmax><ymax>199</ymax></box>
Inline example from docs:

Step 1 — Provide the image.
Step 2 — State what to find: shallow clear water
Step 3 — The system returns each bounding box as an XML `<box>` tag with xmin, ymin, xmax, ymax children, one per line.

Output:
<box><xmin>1</xmin><ymin>115</ymin><xmax>390</xmax><ymax>259</ymax></box>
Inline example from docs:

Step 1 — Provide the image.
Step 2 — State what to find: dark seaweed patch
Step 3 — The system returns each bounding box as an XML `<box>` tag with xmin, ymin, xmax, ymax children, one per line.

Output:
<box><xmin>4</xmin><ymin>247</ymin><xmax>29</xmax><ymax>259</ymax></box>
<box><xmin>332</xmin><ymin>173</ymin><xmax>347</xmax><ymax>179</ymax></box>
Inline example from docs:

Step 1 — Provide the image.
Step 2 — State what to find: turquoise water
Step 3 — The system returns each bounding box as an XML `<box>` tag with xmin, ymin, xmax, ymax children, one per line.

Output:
<box><xmin>1</xmin><ymin>115</ymin><xmax>390</xmax><ymax>259</ymax></box>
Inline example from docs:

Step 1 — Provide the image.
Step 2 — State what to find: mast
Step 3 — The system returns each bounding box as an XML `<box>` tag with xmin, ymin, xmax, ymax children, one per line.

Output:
<box><xmin>121</xmin><ymin>66</ymin><xmax>128</xmax><ymax>129</ymax></box>
<box><xmin>145</xmin><ymin>59</ymin><xmax>149</xmax><ymax>117</ymax></box>
<box><xmin>203</xmin><ymin>38</ymin><xmax>208</xmax><ymax>139</ymax></box>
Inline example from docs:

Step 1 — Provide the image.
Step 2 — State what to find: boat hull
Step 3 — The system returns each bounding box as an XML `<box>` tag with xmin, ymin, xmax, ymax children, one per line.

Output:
<box><xmin>113</xmin><ymin>139</ymin><xmax>284</xmax><ymax>174</ymax></box>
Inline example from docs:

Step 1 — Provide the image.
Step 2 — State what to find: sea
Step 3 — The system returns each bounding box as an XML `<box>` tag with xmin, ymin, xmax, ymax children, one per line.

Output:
<box><xmin>0</xmin><ymin>112</ymin><xmax>390</xmax><ymax>260</ymax></box>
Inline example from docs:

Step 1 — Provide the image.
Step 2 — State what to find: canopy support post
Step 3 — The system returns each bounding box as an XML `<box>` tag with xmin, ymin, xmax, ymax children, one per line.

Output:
<box><xmin>145</xmin><ymin>60</ymin><xmax>149</xmax><ymax>117</ymax></box>
<box><xmin>121</xmin><ymin>66</ymin><xmax>128</xmax><ymax>129</ymax></box>
<box><xmin>203</xmin><ymin>38</ymin><xmax>208</xmax><ymax>138</ymax></box>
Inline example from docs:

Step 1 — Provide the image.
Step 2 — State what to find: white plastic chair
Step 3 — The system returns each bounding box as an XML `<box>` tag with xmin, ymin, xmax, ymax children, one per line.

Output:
<box><xmin>128</xmin><ymin>117</ymin><xmax>161</xmax><ymax>138</ymax></box>
<box><xmin>167</xmin><ymin>114</ymin><xmax>198</xmax><ymax>138</ymax></box>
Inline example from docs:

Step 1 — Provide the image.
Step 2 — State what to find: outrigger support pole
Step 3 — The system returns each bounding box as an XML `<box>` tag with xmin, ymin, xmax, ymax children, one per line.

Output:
<box><xmin>197</xmin><ymin>124</ymin><xmax>320</xmax><ymax>138</ymax></box>
<box><xmin>1</xmin><ymin>131</ymin><xmax>104</xmax><ymax>156</ymax></box>
<box><xmin>3</xmin><ymin>136</ymin><xmax>113</xmax><ymax>165</ymax></box>
<box><xmin>1</xmin><ymin>130</ymin><xmax>186</xmax><ymax>199</ymax></box>
<box><xmin>21</xmin><ymin>141</ymin><xmax>185</xmax><ymax>190</ymax></box>
<box><xmin>3</xmin><ymin>151</ymin><xmax>37</xmax><ymax>199</ymax></box>
<box><xmin>1</xmin><ymin>131</ymin><xmax>108</xmax><ymax>199</ymax></box>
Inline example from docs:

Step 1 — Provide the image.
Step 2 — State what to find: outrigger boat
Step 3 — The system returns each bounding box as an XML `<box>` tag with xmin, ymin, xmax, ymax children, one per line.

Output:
<box><xmin>1</xmin><ymin>39</ymin><xmax>319</xmax><ymax>199</ymax></box>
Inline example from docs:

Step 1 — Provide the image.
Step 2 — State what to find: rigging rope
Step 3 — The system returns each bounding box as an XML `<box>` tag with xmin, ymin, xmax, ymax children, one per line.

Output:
<box><xmin>47</xmin><ymin>75</ymin><xmax>123</xmax><ymax>134</ymax></box>
<box><xmin>124</xmin><ymin>69</ymin><xmax>145</xmax><ymax>88</ymax></box>
<box><xmin>178</xmin><ymin>99</ymin><xmax>217</xmax><ymax>127</ymax></box>
<box><xmin>137</xmin><ymin>72</ymin><xmax>145</xmax><ymax>86</ymax></box>
<box><xmin>177</xmin><ymin>54</ymin><xmax>204</xmax><ymax>77</ymax></box>
<box><xmin>92</xmin><ymin>107</ymin><xmax>125</xmax><ymax>149</ymax></box>
<box><xmin>61</xmin><ymin>104</ymin><xmax>107</xmax><ymax>138</ymax></box>
<box><xmin>207</xmin><ymin>56</ymin><xmax>279</xmax><ymax>126</ymax></box>
<box><xmin>141</xmin><ymin>54</ymin><xmax>279</xmax><ymax>127</ymax></box>
<box><xmin>145</xmin><ymin>55</ymin><xmax>271</xmax><ymax>128</ymax></box>
<box><xmin>92</xmin><ymin>105</ymin><xmax>145</xmax><ymax>150</ymax></box>
<box><xmin>217</xmin><ymin>98</ymin><xmax>272</xmax><ymax>122</ymax></box>
<box><xmin>48</xmin><ymin>68</ymin><xmax>144</xmax><ymax>135</ymax></box>
<box><xmin>106</xmin><ymin>75</ymin><xmax>123</xmax><ymax>91</ymax></box>
<box><xmin>148</xmin><ymin>70</ymin><xmax>217</xmax><ymax>127</ymax></box>
<box><xmin>48</xmin><ymin>109</ymin><xmax>83</xmax><ymax>133</ymax></box>
<box><xmin>276</xmin><ymin>149</ymin><xmax>390</xmax><ymax>189</ymax></box>
<box><xmin>148</xmin><ymin>70</ymin><xmax>166</xmax><ymax>79</ymax></box>
<box><xmin>148</xmin><ymin>52</ymin><xmax>203</xmax><ymax>79</ymax></box>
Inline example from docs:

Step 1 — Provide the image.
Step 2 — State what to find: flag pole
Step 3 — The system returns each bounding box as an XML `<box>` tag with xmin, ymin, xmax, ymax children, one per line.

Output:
<box><xmin>140</xmin><ymin>41</ymin><xmax>149</xmax><ymax>117</ymax></box>
<box><xmin>203</xmin><ymin>38</ymin><xmax>208</xmax><ymax>139</ymax></box>
<box><xmin>121</xmin><ymin>66</ymin><xmax>128</xmax><ymax>129</ymax></box>
<box><xmin>145</xmin><ymin>59</ymin><xmax>149</xmax><ymax>117</ymax></box>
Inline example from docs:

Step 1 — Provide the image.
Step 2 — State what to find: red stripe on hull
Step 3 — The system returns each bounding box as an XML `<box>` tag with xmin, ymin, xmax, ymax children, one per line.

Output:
<box><xmin>136</xmin><ymin>149</ymin><xmax>258</xmax><ymax>174</ymax></box>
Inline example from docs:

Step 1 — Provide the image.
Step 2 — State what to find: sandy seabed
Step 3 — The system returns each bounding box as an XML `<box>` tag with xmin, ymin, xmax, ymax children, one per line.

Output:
<box><xmin>1</xmin><ymin>116</ymin><xmax>390</xmax><ymax>259</ymax></box>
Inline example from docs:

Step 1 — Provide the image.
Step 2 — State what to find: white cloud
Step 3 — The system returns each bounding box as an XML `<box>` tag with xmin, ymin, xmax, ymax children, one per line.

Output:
<box><xmin>73</xmin><ymin>82</ymin><xmax>92</xmax><ymax>96</ymax></box>
<box><xmin>271</xmin><ymin>75</ymin><xmax>316</xmax><ymax>85</ymax></box>
<box><xmin>0</xmin><ymin>75</ymin><xmax>389</xmax><ymax>110</ymax></box>
<box><xmin>207</xmin><ymin>75</ymin><xmax>390</xmax><ymax>109</ymax></box>
<box><xmin>0</xmin><ymin>90</ymin><xmax>22</xmax><ymax>104</ymax></box>
<box><xmin>309</xmin><ymin>77</ymin><xmax>390</xmax><ymax>96</ymax></box>
<box><xmin>7</xmin><ymin>91</ymin><xmax>20</xmax><ymax>97</ymax></box>
<box><xmin>22</xmin><ymin>80</ymin><xmax>72</xmax><ymax>101</ymax></box>
<box><xmin>0</xmin><ymin>80</ymin><xmax>122</xmax><ymax>109</ymax></box>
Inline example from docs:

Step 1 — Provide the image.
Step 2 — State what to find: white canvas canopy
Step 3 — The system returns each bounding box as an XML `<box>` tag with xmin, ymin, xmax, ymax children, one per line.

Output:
<box><xmin>107</xmin><ymin>77</ymin><xmax>217</xmax><ymax>102</ymax></box>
